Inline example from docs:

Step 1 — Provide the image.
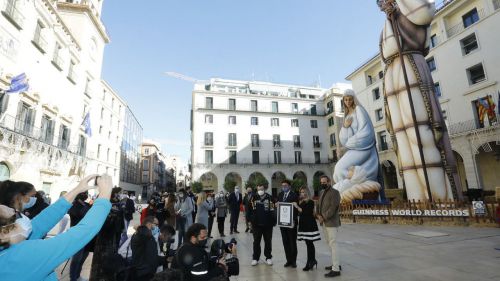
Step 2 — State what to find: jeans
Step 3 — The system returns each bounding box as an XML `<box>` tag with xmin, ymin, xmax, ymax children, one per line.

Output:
<box><xmin>70</xmin><ymin>248</ymin><xmax>89</xmax><ymax>281</ymax></box>
<box><xmin>177</xmin><ymin>216</ymin><xmax>186</xmax><ymax>248</ymax></box>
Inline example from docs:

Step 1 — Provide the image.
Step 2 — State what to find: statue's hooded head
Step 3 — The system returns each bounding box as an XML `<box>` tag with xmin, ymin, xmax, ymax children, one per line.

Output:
<box><xmin>342</xmin><ymin>89</ymin><xmax>360</xmax><ymax>111</ymax></box>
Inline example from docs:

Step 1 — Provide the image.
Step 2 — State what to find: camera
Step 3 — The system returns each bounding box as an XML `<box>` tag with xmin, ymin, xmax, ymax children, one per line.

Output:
<box><xmin>225</xmin><ymin>238</ymin><xmax>237</xmax><ymax>253</ymax></box>
<box><xmin>209</xmin><ymin>238</ymin><xmax>239</xmax><ymax>276</ymax></box>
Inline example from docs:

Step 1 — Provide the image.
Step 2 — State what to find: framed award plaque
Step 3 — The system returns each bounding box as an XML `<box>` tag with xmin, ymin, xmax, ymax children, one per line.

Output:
<box><xmin>277</xmin><ymin>202</ymin><xmax>294</xmax><ymax>228</ymax></box>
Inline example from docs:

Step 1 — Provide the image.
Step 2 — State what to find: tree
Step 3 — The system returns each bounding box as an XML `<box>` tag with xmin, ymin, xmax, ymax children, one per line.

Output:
<box><xmin>223</xmin><ymin>178</ymin><xmax>237</xmax><ymax>192</ymax></box>
<box><xmin>291</xmin><ymin>178</ymin><xmax>305</xmax><ymax>193</ymax></box>
<box><xmin>246</xmin><ymin>173</ymin><xmax>269</xmax><ymax>189</ymax></box>
<box><xmin>191</xmin><ymin>181</ymin><xmax>203</xmax><ymax>193</ymax></box>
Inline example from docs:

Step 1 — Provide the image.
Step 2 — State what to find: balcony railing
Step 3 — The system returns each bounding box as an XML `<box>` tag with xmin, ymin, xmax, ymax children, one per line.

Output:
<box><xmin>2</xmin><ymin>0</ymin><xmax>25</xmax><ymax>30</ymax></box>
<box><xmin>313</xmin><ymin>142</ymin><xmax>322</xmax><ymax>148</ymax></box>
<box><xmin>0</xmin><ymin>114</ymin><xmax>41</xmax><ymax>139</ymax></box>
<box><xmin>448</xmin><ymin>114</ymin><xmax>500</xmax><ymax>136</ymax></box>
<box><xmin>251</xmin><ymin>142</ymin><xmax>260</xmax><ymax>148</ymax></box>
<box><xmin>273</xmin><ymin>143</ymin><xmax>282</xmax><ymax>149</ymax></box>
<box><xmin>446</xmin><ymin>9</ymin><xmax>485</xmax><ymax>38</ymax></box>
<box><xmin>293</xmin><ymin>142</ymin><xmax>302</xmax><ymax>148</ymax></box>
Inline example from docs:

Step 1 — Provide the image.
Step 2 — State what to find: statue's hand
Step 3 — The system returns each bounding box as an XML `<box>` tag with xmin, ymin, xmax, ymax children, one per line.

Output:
<box><xmin>343</xmin><ymin>117</ymin><xmax>353</xmax><ymax>128</ymax></box>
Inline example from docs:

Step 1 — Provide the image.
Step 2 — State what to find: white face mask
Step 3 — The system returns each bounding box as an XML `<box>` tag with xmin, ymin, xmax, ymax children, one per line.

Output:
<box><xmin>258</xmin><ymin>190</ymin><xmax>265</xmax><ymax>196</ymax></box>
<box><xmin>8</xmin><ymin>214</ymin><xmax>32</xmax><ymax>244</ymax></box>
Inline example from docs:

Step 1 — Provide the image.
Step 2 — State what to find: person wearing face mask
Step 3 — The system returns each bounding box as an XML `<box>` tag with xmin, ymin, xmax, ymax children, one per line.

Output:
<box><xmin>175</xmin><ymin>189</ymin><xmax>194</xmax><ymax>248</ymax></box>
<box><xmin>249</xmin><ymin>185</ymin><xmax>276</xmax><ymax>266</ymax></box>
<box><xmin>293</xmin><ymin>187</ymin><xmax>321</xmax><ymax>271</ymax></box>
<box><xmin>0</xmin><ymin>175</ymin><xmax>113</xmax><ymax>281</ymax></box>
<box><xmin>195</xmin><ymin>191</ymin><xmax>214</xmax><ymax>229</ymax></box>
<box><xmin>227</xmin><ymin>186</ymin><xmax>242</xmax><ymax>234</ymax></box>
<box><xmin>130</xmin><ymin>216</ymin><xmax>163</xmax><ymax>280</ymax></box>
<box><xmin>277</xmin><ymin>179</ymin><xmax>299</xmax><ymax>268</ymax></box>
<box><xmin>317</xmin><ymin>175</ymin><xmax>342</xmax><ymax>278</ymax></box>
<box><xmin>23</xmin><ymin>190</ymin><xmax>50</xmax><ymax>219</ymax></box>
<box><xmin>215</xmin><ymin>191</ymin><xmax>228</xmax><ymax>237</ymax></box>
<box><xmin>173</xmin><ymin>223</ymin><xmax>227</xmax><ymax>281</ymax></box>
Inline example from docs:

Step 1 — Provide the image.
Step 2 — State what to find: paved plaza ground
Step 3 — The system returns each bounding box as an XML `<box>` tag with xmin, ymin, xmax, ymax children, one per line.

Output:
<box><xmin>59</xmin><ymin>213</ymin><xmax>500</xmax><ymax>281</ymax></box>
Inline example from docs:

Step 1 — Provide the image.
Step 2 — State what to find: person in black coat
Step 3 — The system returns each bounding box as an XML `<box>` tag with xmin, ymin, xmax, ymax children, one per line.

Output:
<box><xmin>249</xmin><ymin>185</ymin><xmax>276</xmax><ymax>266</ymax></box>
<box><xmin>227</xmin><ymin>187</ymin><xmax>242</xmax><ymax>234</ymax></box>
<box><xmin>277</xmin><ymin>179</ymin><xmax>299</xmax><ymax>268</ymax></box>
<box><xmin>131</xmin><ymin>216</ymin><xmax>163</xmax><ymax>281</ymax></box>
<box><xmin>293</xmin><ymin>187</ymin><xmax>321</xmax><ymax>271</ymax></box>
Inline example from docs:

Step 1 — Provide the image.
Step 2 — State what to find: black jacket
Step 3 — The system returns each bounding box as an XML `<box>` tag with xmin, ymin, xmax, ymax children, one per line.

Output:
<box><xmin>228</xmin><ymin>192</ymin><xmax>242</xmax><ymax>212</ymax></box>
<box><xmin>131</xmin><ymin>226</ymin><xmax>160</xmax><ymax>277</ymax></box>
<box><xmin>277</xmin><ymin>190</ymin><xmax>299</xmax><ymax>225</ymax></box>
<box><xmin>249</xmin><ymin>193</ymin><xmax>276</xmax><ymax>227</ymax></box>
<box><xmin>68</xmin><ymin>201</ymin><xmax>91</xmax><ymax>227</ymax></box>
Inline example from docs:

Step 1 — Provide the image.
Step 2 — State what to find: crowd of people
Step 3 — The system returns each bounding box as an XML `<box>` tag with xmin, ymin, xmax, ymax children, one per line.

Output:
<box><xmin>0</xmin><ymin>173</ymin><xmax>342</xmax><ymax>280</ymax></box>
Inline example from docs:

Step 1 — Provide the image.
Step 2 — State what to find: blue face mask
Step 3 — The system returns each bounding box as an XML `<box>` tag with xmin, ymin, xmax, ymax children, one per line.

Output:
<box><xmin>282</xmin><ymin>186</ymin><xmax>290</xmax><ymax>193</ymax></box>
<box><xmin>23</xmin><ymin>197</ymin><xmax>36</xmax><ymax>210</ymax></box>
<box><xmin>152</xmin><ymin>226</ymin><xmax>160</xmax><ymax>237</ymax></box>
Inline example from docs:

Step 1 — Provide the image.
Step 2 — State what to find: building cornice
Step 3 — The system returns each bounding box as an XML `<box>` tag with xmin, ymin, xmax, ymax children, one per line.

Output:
<box><xmin>42</xmin><ymin>0</ymin><xmax>82</xmax><ymax>50</ymax></box>
<box><xmin>193</xmin><ymin>90</ymin><xmax>325</xmax><ymax>102</ymax></box>
<box><xmin>345</xmin><ymin>53</ymin><xmax>381</xmax><ymax>81</ymax></box>
<box><xmin>56</xmin><ymin>2</ymin><xmax>110</xmax><ymax>43</ymax></box>
<box><xmin>195</xmin><ymin>108</ymin><xmax>327</xmax><ymax>118</ymax></box>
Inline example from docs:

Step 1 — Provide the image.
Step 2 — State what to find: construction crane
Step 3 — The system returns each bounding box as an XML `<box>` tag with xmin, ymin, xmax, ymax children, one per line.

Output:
<box><xmin>164</xmin><ymin>72</ymin><xmax>208</xmax><ymax>83</ymax></box>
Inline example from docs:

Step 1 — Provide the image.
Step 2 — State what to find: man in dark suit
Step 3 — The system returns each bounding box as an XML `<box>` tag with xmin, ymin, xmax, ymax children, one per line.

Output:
<box><xmin>228</xmin><ymin>186</ymin><xmax>243</xmax><ymax>234</ymax></box>
<box><xmin>277</xmin><ymin>179</ymin><xmax>299</xmax><ymax>268</ymax></box>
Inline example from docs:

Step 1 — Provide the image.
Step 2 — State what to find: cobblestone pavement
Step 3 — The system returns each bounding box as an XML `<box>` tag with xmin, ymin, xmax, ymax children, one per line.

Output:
<box><xmin>58</xmin><ymin>212</ymin><xmax>500</xmax><ymax>281</ymax></box>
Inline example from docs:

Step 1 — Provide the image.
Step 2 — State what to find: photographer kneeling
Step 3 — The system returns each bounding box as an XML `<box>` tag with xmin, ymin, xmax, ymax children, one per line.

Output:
<box><xmin>172</xmin><ymin>223</ymin><xmax>238</xmax><ymax>281</ymax></box>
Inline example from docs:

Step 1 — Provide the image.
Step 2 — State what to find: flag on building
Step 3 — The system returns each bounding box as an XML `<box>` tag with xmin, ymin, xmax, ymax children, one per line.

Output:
<box><xmin>82</xmin><ymin>112</ymin><xmax>92</xmax><ymax>137</ymax></box>
<box><xmin>6</xmin><ymin>73</ymin><xmax>29</xmax><ymax>94</ymax></box>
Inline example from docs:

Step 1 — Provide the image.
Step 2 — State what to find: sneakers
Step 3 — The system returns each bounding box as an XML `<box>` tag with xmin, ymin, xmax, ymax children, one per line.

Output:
<box><xmin>266</xmin><ymin>259</ymin><xmax>273</xmax><ymax>266</ymax></box>
<box><xmin>251</xmin><ymin>260</ymin><xmax>258</xmax><ymax>266</ymax></box>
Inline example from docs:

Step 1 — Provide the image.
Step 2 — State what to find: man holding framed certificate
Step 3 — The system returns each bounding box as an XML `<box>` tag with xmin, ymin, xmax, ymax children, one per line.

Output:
<box><xmin>277</xmin><ymin>179</ymin><xmax>299</xmax><ymax>268</ymax></box>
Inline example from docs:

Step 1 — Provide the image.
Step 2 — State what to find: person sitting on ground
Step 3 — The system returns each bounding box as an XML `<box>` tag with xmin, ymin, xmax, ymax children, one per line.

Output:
<box><xmin>0</xmin><ymin>175</ymin><xmax>113</xmax><ymax>281</ymax></box>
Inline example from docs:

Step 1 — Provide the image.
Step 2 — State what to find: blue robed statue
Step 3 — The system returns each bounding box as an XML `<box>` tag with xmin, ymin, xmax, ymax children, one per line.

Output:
<box><xmin>333</xmin><ymin>90</ymin><xmax>381</xmax><ymax>202</ymax></box>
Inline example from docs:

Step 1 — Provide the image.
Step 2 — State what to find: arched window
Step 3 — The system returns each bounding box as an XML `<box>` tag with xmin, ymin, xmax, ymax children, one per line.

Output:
<box><xmin>0</xmin><ymin>162</ymin><xmax>10</xmax><ymax>181</ymax></box>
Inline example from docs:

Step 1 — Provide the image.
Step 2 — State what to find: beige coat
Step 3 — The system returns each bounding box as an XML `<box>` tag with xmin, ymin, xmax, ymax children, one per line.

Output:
<box><xmin>317</xmin><ymin>187</ymin><xmax>341</xmax><ymax>227</ymax></box>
